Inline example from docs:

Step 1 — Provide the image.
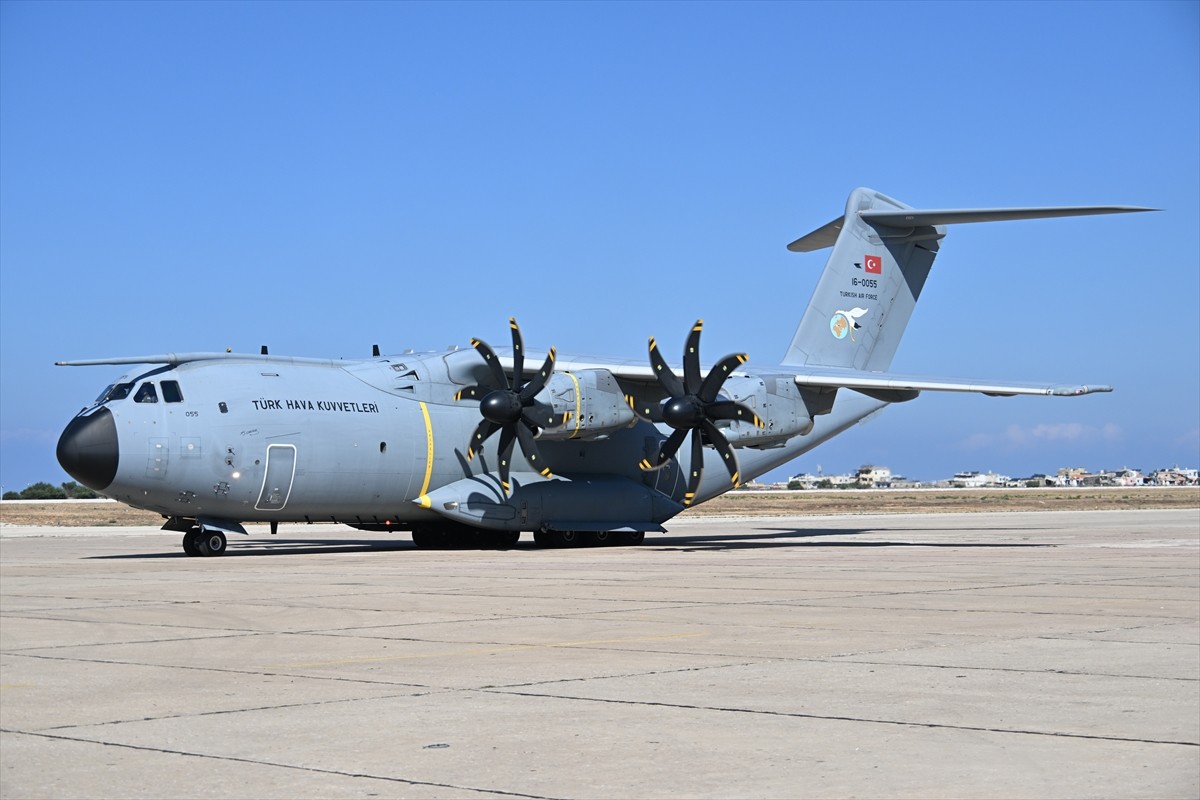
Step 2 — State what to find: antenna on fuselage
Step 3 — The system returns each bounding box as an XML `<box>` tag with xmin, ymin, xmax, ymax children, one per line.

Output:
<box><xmin>261</xmin><ymin>345</ymin><xmax>269</xmax><ymax>355</ymax></box>
<box><xmin>372</xmin><ymin>344</ymin><xmax>380</xmax><ymax>357</ymax></box>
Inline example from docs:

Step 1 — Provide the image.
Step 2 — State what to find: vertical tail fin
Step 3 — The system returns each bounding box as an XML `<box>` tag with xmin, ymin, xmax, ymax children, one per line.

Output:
<box><xmin>782</xmin><ymin>188</ymin><xmax>939</xmax><ymax>371</ymax></box>
<box><xmin>781</xmin><ymin>188</ymin><xmax>1153</xmax><ymax>370</ymax></box>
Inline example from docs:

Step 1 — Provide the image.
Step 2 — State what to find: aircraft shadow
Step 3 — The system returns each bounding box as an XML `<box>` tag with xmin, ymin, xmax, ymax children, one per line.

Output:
<box><xmin>88</xmin><ymin>527</ymin><xmax>1054</xmax><ymax>559</ymax></box>
<box><xmin>88</xmin><ymin>539</ymin><xmax>419</xmax><ymax>559</ymax></box>
<box><xmin>650</xmin><ymin>526</ymin><xmax>1057</xmax><ymax>551</ymax></box>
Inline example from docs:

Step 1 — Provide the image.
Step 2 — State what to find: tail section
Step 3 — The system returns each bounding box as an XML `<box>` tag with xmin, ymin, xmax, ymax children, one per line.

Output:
<box><xmin>781</xmin><ymin>188</ymin><xmax>1153</xmax><ymax>370</ymax></box>
<box><xmin>782</xmin><ymin>188</ymin><xmax>936</xmax><ymax>370</ymax></box>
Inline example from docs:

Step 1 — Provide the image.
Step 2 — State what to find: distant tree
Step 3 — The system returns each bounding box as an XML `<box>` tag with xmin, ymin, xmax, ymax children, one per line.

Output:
<box><xmin>817</xmin><ymin>479</ymin><xmax>833</xmax><ymax>489</ymax></box>
<box><xmin>19</xmin><ymin>482</ymin><xmax>67</xmax><ymax>500</ymax></box>
<box><xmin>2</xmin><ymin>491</ymin><xmax>20</xmax><ymax>500</ymax></box>
<box><xmin>787</xmin><ymin>480</ymin><xmax>806</xmax><ymax>490</ymax></box>
<box><xmin>62</xmin><ymin>481</ymin><xmax>98</xmax><ymax>499</ymax></box>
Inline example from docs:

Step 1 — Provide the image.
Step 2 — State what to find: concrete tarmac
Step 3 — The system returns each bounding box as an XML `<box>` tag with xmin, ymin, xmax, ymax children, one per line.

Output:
<box><xmin>1</xmin><ymin>509</ymin><xmax>1197</xmax><ymax>799</ymax></box>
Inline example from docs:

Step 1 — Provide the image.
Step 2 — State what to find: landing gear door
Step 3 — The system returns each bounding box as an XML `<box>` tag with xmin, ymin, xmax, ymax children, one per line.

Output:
<box><xmin>255</xmin><ymin>444</ymin><xmax>296</xmax><ymax>511</ymax></box>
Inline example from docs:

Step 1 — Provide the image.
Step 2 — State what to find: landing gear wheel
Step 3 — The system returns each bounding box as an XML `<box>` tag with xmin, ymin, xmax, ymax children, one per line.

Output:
<box><xmin>592</xmin><ymin>531</ymin><xmax>612</xmax><ymax>546</ymax></box>
<box><xmin>195</xmin><ymin>530</ymin><xmax>227</xmax><ymax>557</ymax></box>
<box><xmin>182</xmin><ymin>530</ymin><xmax>201</xmax><ymax>557</ymax></box>
<box><xmin>617</xmin><ymin>531</ymin><xmax>645</xmax><ymax>546</ymax></box>
<box><xmin>411</xmin><ymin>525</ymin><xmax>448</xmax><ymax>549</ymax></box>
<box><xmin>483</xmin><ymin>531</ymin><xmax>521</xmax><ymax>549</ymax></box>
<box><xmin>532</xmin><ymin>530</ymin><xmax>588</xmax><ymax>548</ymax></box>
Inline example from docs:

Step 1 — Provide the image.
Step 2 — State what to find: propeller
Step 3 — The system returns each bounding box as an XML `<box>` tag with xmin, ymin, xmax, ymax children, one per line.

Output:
<box><xmin>637</xmin><ymin>320</ymin><xmax>764</xmax><ymax>506</ymax></box>
<box><xmin>454</xmin><ymin>318</ymin><xmax>562</xmax><ymax>493</ymax></box>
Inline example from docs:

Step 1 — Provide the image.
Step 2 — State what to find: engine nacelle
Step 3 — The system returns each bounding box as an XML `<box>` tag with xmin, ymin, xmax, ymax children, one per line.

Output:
<box><xmin>536</xmin><ymin>369</ymin><xmax>637</xmax><ymax>441</ymax></box>
<box><xmin>716</xmin><ymin>375</ymin><xmax>814</xmax><ymax>448</ymax></box>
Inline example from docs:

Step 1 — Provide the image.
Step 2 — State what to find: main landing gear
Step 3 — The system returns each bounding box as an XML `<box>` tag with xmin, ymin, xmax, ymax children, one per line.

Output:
<box><xmin>408</xmin><ymin>524</ymin><xmax>646</xmax><ymax>549</ymax></box>
<box><xmin>182</xmin><ymin>528</ymin><xmax>227</xmax><ymax>557</ymax></box>
<box><xmin>410</xmin><ymin>523</ymin><xmax>521</xmax><ymax>550</ymax></box>
<box><xmin>533</xmin><ymin>530</ymin><xmax>645</xmax><ymax>548</ymax></box>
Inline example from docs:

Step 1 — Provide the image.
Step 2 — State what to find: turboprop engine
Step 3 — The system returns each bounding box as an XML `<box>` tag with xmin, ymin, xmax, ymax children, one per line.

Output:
<box><xmin>535</xmin><ymin>369</ymin><xmax>637</xmax><ymax>441</ymax></box>
<box><xmin>714</xmin><ymin>374</ymin><xmax>815</xmax><ymax>448</ymax></box>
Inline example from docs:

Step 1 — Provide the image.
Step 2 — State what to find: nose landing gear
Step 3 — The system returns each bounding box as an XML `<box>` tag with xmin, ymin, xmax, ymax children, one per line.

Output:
<box><xmin>182</xmin><ymin>528</ymin><xmax>227</xmax><ymax>557</ymax></box>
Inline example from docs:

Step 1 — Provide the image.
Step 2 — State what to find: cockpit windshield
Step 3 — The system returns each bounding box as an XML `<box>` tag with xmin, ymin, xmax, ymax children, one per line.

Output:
<box><xmin>97</xmin><ymin>382</ymin><xmax>134</xmax><ymax>403</ymax></box>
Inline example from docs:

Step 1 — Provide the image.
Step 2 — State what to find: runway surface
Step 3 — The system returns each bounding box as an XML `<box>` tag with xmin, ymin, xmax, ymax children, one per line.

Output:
<box><xmin>2</xmin><ymin>509</ymin><xmax>1197</xmax><ymax>799</ymax></box>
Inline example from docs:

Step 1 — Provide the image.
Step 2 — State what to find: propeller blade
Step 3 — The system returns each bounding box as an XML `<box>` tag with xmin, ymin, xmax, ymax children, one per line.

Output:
<box><xmin>697</xmin><ymin>352</ymin><xmax>750</xmax><ymax>403</ymax></box>
<box><xmin>626</xmin><ymin>393</ymin><xmax>663</xmax><ymax>423</ymax></box>
<box><xmin>683</xmin><ymin>319</ymin><xmax>703</xmax><ymax>396</ymax></box>
<box><xmin>522</xmin><ymin>400</ymin><xmax>566</xmax><ymax>431</ymax></box>
<box><xmin>516</xmin><ymin>423</ymin><xmax>553</xmax><ymax>478</ymax></box>
<box><xmin>509</xmin><ymin>317</ymin><xmax>525</xmax><ymax>389</ymax></box>
<box><xmin>466</xmin><ymin>418</ymin><xmax>500</xmax><ymax>461</ymax></box>
<box><xmin>518</xmin><ymin>346</ymin><xmax>556</xmax><ymax>402</ymax></box>
<box><xmin>639</xmin><ymin>427</ymin><xmax>688</xmax><ymax>472</ymax></box>
<box><xmin>706</xmin><ymin>400</ymin><xmax>765</xmax><ymax>429</ymax></box>
<box><xmin>683</xmin><ymin>428</ymin><xmax>704</xmax><ymax>507</ymax></box>
<box><xmin>648</xmin><ymin>337</ymin><xmax>685</xmax><ymax>399</ymax></box>
<box><xmin>453</xmin><ymin>384</ymin><xmax>489</xmax><ymax>403</ymax></box>
<box><xmin>701</xmin><ymin>419</ymin><xmax>742</xmax><ymax>488</ymax></box>
<box><xmin>497</xmin><ymin>425</ymin><xmax>516</xmax><ymax>493</ymax></box>
<box><xmin>469</xmin><ymin>337</ymin><xmax>507</xmax><ymax>390</ymax></box>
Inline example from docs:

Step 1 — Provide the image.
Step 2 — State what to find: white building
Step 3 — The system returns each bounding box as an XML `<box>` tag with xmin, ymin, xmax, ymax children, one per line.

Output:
<box><xmin>856</xmin><ymin>465</ymin><xmax>893</xmax><ymax>487</ymax></box>
<box><xmin>951</xmin><ymin>471</ymin><xmax>1009</xmax><ymax>488</ymax></box>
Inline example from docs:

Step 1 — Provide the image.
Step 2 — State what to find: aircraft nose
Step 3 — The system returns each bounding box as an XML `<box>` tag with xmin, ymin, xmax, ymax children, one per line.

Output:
<box><xmin>56</xmin><ymin>407</ymin><xmax>119</xmax><ymax>491</ymax></box>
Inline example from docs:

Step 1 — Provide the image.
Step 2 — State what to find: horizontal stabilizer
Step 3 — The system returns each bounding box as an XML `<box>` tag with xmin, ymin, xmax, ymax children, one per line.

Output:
<box><xmin>788</xmin><ymin>203</ymin><xmax>1155</xmax><ymax>252</ymax></box>
<box><xmin>793</xmin><ymin>367</ymin><xmax>1112</xmax><ymax>398</ymax></box>
<box><xmin>787</xmin><ymin>216</ymin><xmax>844</xmax><ymax>252</ymax></box>
<box><xmin>860</xmin><ymin>205</ymin><xmax>1156</xmax><ymax>229</ymax></box>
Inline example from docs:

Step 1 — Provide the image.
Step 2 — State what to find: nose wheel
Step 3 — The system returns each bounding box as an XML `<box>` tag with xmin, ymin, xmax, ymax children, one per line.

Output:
<box><xmin>182</xmin><ymin>528</ymin><xmax>227</xmax><ymax>557</ymax></box>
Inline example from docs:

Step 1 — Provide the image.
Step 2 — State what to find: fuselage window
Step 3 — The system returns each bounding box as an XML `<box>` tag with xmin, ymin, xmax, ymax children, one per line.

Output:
<box><xmin>161</xmin><ymin>380</ymin><xmax>183</xmax><ymax>403</ymax></box>
<box><xmin>134</xmin><ymin>382</ymin><xmax>159</xmax><ymax>403</ymax></box>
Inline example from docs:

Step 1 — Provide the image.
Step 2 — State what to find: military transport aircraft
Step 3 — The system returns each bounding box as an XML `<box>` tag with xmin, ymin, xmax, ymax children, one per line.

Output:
<box><xmin>55</xmin><ymin>187</ymin><xmax>1152</xmax><ymax>555</ymax></box>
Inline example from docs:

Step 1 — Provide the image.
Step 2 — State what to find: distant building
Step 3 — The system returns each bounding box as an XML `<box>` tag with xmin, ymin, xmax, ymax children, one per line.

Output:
<box><xmin>1056</xmin><ymin>467</ymin><xmax>1090</xmax><ymax>487</ymax></box>
<box><xmin>951</xmin><ymin>470</ymin><xmax>1009</xmax><ymax>488</ymax></box>
<box><xmin>856</xmin><ymin>465</ymin><xmax>893</xmax><ymax>487</ymax></box>
<box><xmin>1150</xmin><ymin>467</ymin><xmax>1199</xmax><ymax>486</ymax></box>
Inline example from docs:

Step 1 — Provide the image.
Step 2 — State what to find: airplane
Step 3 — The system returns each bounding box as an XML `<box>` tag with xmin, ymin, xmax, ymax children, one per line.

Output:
<box><xmin>54</xmin><ymin>187</ymin><xmax>1153</xmax><ymax>556</ymax></box>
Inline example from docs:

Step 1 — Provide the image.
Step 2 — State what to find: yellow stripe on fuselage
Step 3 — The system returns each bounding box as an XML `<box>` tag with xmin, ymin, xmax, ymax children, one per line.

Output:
<box><xmin>419</xmin><ymin>401</ymin><xmax>434</xmax><ymax>497</ymax></box>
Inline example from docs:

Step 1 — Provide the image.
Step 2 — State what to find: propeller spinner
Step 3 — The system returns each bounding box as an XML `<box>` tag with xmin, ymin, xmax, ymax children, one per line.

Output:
<box><xmin>455</xmin><ymin>318</ymin><xmax>562</xmax><ymax>493</ymax></box>
<box><xmin>637</xmin><ymin>320</ymin><xmax>764</xmax><ymax>506</ymax></box>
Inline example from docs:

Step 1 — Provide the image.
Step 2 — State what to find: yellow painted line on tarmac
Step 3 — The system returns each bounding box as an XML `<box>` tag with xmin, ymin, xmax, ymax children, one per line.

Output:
<box><xmin>273</xmin><ymin>632</ymin><xmax>707</xmax><ymax>669</ymax></box>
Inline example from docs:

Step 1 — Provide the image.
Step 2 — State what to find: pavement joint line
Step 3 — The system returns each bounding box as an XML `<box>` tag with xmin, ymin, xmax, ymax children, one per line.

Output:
<box><xmin>0</xmin><ymin>728</ymin><xmax>560</xmax><ymax>800</ymax></box>
<box><xmin>485</xmin><ymin>690</ymin><xmax>1200</xmax><ymax>748</ymax></box>
<box><xmin>776</xmin><ymin>601</ymin><xmax>1199</xmax><ymax>620</ymax></box>
<box><xmin>820</xmin><ymin>657</ymin><xmax>1199</xmax><ymax>682</ymax></box>
<box><xmin>4</xmin><ymin>652</ymin><xmax>437</xmax><ymax>689</ymax></box>
<box><xmin>273</xmin><ymin>632</ymin><xmax>709</xmax><ymax>668</ymax></box>
<box><xmin>37</xmin><ymin>690</ymin><xmax>435</xmax><ymax>732</ymax></box>
<box><xmin>0</xmin><ymin>629</ymin><xmax>269</xmax><ymax>654</ymax></box>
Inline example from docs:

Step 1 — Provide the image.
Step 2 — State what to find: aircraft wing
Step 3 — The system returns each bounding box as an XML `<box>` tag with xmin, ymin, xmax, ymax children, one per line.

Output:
<box><xmin>529</xmin><ymin>355</ymin><xmax>1110</xmax><ymax>398</ymax></box>
<box><xmin>789</xmin><ymin>366</ymin><xmax>1111</xmax><ymax>398</ymax></box>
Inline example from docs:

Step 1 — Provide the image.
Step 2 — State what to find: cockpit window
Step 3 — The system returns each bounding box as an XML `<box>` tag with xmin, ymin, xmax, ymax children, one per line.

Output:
<box><xmin>99</xmin><ymin>382</ymin><xmax>134</xmax><ymax>403</ymax></box>
<box><xmin>161</xmin><ymin>380</ymin><xmax>183</xmax><ymax>403</ymax></box>
<box><xmin>134</xmin><ymin>382</ymin><xmax>159</xmax><ymax>403</ymax></box>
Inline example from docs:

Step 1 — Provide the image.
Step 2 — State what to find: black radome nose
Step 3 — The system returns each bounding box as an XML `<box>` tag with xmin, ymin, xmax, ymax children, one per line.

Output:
<box><xmin>56</xmin><ymin>407</ymin><xmax>119</xmax><ymax>491</ymax></box>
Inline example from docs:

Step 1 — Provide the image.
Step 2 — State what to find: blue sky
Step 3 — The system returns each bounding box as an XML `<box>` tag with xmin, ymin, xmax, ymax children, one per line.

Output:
<box><xmin>1</xmin><ymin>0</ymin><xmax>1197</xmax><ymax>491</ymax></box>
